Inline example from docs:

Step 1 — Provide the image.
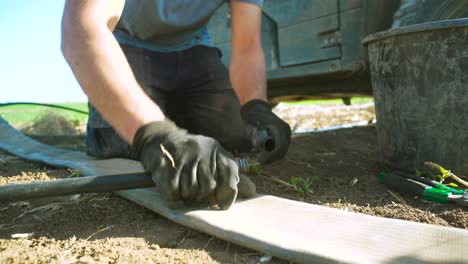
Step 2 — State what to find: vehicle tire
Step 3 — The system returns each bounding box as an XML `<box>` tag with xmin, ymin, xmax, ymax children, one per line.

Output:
<box><xmin>392</xmin><ymin>0</ymin><xmax>468</xmax><ymax>28</ymax></box>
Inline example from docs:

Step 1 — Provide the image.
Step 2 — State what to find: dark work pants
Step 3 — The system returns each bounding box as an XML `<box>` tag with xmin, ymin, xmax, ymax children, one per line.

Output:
<box><xmin>86</xmin><ymin>45</ymin><xmax>252</xmax><ymax>158</ymax></box>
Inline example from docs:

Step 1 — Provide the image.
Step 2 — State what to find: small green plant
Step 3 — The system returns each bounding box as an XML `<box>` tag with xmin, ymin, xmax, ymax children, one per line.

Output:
<box><xmin>417</xmin><ymin>162</ymin><xmax>451</xmax><ymax>183</ymax></box>
<box><xmin>416</xmin><ymin>162</ymin><xmax>468</xmax><ymax>189</ymax></box>
<box><xmin>238</xmin><ymin>159</ymin><xmax>263</xmax><ymax>176</ymax></box>
<box><xmin>289</xmin><ymin>176</ymin><xmax>319</xmax><ymax>195</ymax></box>
<box><xmin>247</xmin><ymin>160</ymin><xmax>263</xmax><ymax>176</ymax></box>
<box><xmin>68</xmin><ymin>169</ymin><xmax>81</xmax><ymax>178</ymax></box>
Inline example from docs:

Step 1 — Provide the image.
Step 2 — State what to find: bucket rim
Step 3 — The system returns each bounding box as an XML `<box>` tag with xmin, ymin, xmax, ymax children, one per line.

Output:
<box><xmin>362</xmin><ymin>18</ymin><xmax>468</xmax><ymax>46</ymax></box>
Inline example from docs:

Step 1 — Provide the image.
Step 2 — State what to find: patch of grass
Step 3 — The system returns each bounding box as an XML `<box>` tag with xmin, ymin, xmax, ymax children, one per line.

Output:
<box><xmin>282</xmin><ymin>97</ymin><xmax>373</xmax><ymax>107</ymax></box>
<box><xmin>0</xmin><ymin>102</ymin><xmax>88</xmax><ymax>128</ymax></box>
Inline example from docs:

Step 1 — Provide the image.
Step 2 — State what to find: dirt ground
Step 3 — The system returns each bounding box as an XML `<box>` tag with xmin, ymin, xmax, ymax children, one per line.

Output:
<box><xmin>0</xmin><ymin>102</ymin><xmax>467</xmax><ymax>263</ymax></box>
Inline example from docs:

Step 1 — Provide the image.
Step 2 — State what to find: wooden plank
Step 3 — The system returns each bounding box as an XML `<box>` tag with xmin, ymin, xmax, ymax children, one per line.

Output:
<box><xmin>1</xmin><ymin>117</ymin><xmax>468</xmax><ymax>263</ymax></box>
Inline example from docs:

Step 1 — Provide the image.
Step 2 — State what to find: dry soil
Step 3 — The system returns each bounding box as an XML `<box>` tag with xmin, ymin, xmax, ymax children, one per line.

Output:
<box><xmin>0</xmin><ymin>102</ymin><xmax>466</xmax><ymax>263</ymax></box>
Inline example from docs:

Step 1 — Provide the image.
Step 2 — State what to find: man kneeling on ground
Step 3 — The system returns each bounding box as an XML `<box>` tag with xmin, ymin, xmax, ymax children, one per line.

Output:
<box><xmin>61</xmin><ymin>0</ymin><xmax>291</xmax><ymax>209</ymax></box>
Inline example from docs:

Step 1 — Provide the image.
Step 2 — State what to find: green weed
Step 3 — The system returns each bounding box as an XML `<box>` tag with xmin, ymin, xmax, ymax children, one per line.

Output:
<box><xmin>67</xmin><ymin>169</ymin><xmax>81</xmax><ymax>178</ymax></box>
<box><xmin>417</xmin><ymin>162</ymin><xmax>451</xmax><ymax>183</ymax></box>
<box><xmin>247</xmin><ymin>160</ymin><xmax>263</xmax><ymax>176</ymax></box>
<box><xmin>289</xmin><ymin>175</ymin><xmax>319</xmax><ymax>195</ymax></box>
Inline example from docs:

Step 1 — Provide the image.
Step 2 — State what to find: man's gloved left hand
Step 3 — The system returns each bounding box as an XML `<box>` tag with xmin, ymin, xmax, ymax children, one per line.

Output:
<box><xmin>241</xmin><ymin>99</ymin><xmax>291</xmax><ymax>164</ymax></box>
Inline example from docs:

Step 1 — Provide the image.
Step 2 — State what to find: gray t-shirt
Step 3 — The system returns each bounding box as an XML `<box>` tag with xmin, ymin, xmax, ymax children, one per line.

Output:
<box><xmin>114</xmin><ymin>0</ymin><xmax>263</xmax><ymax>52</ymax></box>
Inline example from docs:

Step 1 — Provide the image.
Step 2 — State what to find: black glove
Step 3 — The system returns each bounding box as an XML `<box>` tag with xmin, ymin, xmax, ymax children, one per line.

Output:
<box><xmin>130</xmin><ymin>119</ymin><xmax>241</xmax><ymax>210</ymax></box>
<box><xmin>242</xmin><ymin>100</ymin><xmax>291</xmax><ymax>164</ymax></box>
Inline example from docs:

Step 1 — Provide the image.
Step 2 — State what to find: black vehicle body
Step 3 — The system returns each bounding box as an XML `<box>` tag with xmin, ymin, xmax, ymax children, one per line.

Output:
<box><xmin>207</xmin><ymin>0</ymin><xmax>468</xmax><ymax>100</ymax></box>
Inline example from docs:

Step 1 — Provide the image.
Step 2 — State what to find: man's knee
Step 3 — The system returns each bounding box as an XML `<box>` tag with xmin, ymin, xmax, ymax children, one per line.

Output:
<box><xmin>216</xmin><ymin>125</ymin><xmax>252</xmax><ymax>153</ymax></box>
<box><xmin>86</xmin><ymin>126</ymin><xmax>130</xmax><ymax>159</ymax></box>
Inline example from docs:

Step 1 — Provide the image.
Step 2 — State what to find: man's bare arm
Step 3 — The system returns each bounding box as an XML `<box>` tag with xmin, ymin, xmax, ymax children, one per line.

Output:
<box><xmin>229</xmin><ymin>1</ymin><xmax>267</xmax><ymax>105</ymax></box>
<box><xmin>61</xmin><ymin>0</ymin><xmax>164</xmax><ymax>143</ymax></box>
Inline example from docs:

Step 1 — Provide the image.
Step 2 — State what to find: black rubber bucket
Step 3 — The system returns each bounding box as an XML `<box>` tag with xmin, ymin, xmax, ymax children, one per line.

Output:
<box><xmin>363</xmin><ymin>19</ymin><xmax>468</xmax><ymax>175</ymax></box>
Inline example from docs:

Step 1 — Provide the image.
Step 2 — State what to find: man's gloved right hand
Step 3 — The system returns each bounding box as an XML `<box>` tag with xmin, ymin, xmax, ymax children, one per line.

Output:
<box><xmin>242</xmin><ymin>100</ymin><xmax>291</xmax><ymax>164</ymax></box>
<box><xmin>130</xmin><ymin>120</ymin><xmax>241</xmax><ymax>210</ymax></box>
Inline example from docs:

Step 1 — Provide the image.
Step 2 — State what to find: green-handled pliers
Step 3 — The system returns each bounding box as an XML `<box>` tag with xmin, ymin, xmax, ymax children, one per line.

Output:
<box><xmin>378</xmin><ymin>172</ymin><xmax>468</xmax><ymax>207</ymax></box>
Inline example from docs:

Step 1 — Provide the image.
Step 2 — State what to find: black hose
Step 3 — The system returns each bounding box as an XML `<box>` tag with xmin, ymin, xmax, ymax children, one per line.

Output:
<box><xmin>0</xmin><ymin>102</ymin><xmax>88</xmax><ymax>115</ymax></box>
<box><xmin>0</xmin><ymin>173</ymin><xmax>154</xmax><ymax>201</ymax></box>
